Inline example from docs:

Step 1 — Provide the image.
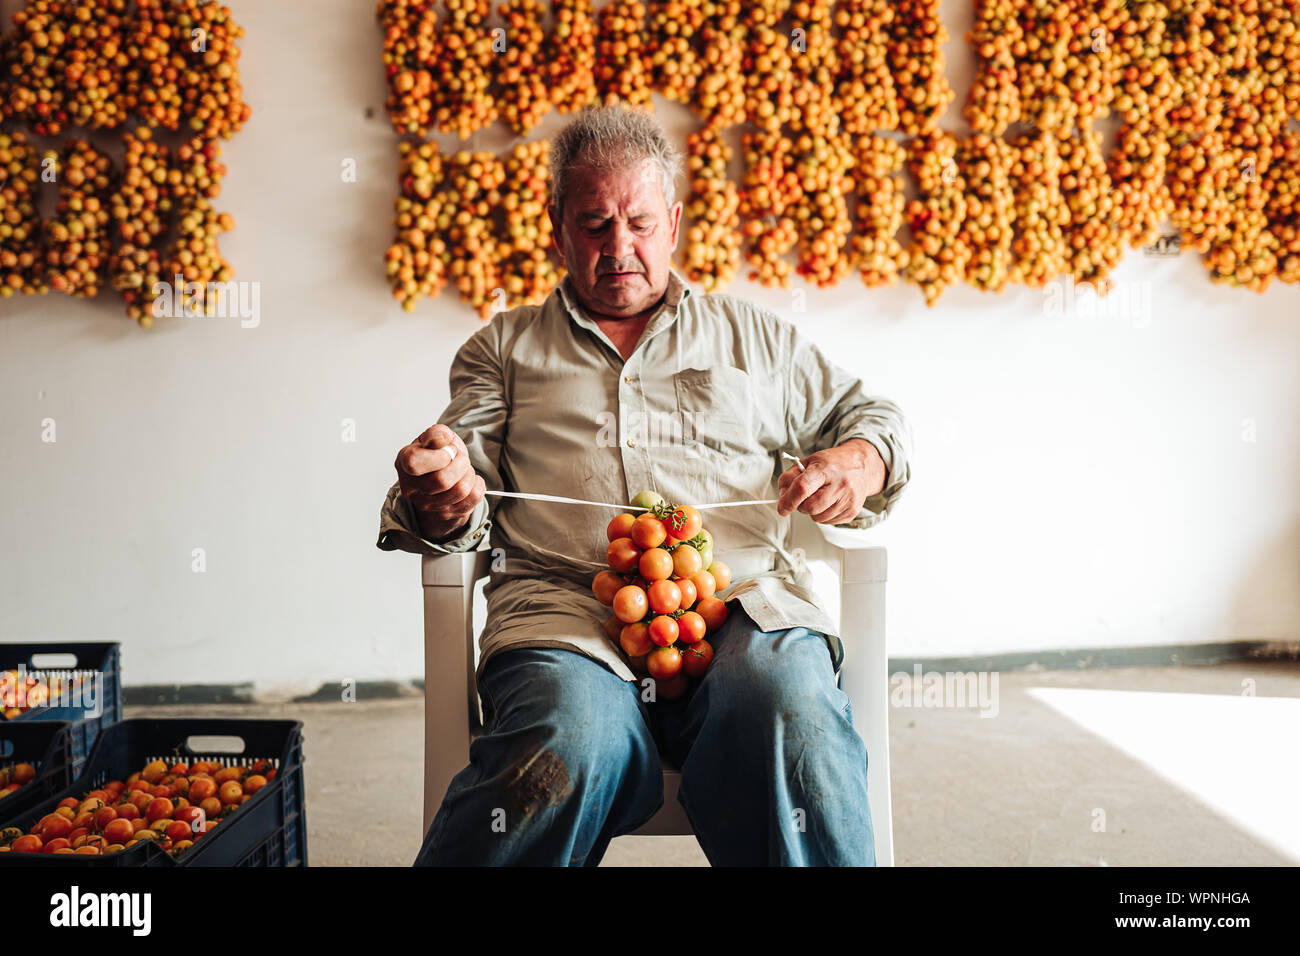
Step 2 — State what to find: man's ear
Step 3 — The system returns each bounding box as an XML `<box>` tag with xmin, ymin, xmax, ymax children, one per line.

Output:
<box><xmin>546</xmin><ymin>201</ymin><xmax>564</xmax><ymax>260</ymax></box>
<box><xmin>669</xmin><ymin>200</ymin><xmax>683</xmax><ymax>250</ymax></box>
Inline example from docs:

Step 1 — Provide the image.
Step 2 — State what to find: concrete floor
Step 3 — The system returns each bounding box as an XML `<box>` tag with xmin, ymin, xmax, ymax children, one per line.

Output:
<box><xmin>130</xmin><ymin>660</ymin><xmax>1300</xmax><ymax>866</ymax></box>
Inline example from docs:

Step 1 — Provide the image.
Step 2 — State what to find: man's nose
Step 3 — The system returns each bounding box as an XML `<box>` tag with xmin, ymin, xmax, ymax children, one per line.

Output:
<box><xmin>603</xmin><ymin>220</ymin><xmax>636</xmax><ymax>259</ymax></box>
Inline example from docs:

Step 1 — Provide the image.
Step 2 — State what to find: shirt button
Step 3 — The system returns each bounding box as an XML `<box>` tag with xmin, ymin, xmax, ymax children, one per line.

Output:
<box><xmin>626</xmin><ymin>438</ymin><xmax>637</xmax><ymax>447</ymax></box>
<box><xmin>624</xmin><ymin>376</ymin><xmax>634</xmax><ymax>385</ymax></box>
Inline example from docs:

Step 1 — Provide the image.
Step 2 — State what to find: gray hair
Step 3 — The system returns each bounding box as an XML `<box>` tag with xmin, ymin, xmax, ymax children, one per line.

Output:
<box><xmin>548</xmin><ymin>105</ymin><xmax>683</xmax><ymax>222</ymax></box>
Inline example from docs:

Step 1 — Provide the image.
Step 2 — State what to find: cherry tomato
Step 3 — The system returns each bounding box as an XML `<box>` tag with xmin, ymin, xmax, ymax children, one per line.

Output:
<box><xmin>218</xmin><ymin>781</ymin><xmax>243</xmax><ymax>804</ymax></box>
<box><xmin>677</xmin><ymin>611</ymin><xmax>706</xmax><ymax>644</ymax></box>
<box><xmin>102</xmin><ymin>818</ymin><xmax>134</xmax><ymax>844</ymax></box>
<box><xmin>42</xmin><ymin>838</ymin><xmax>71</xmax><ymax>853</ymax></box>
<box><xmin>672</xmin><ymin>544</ymin><xmax>703</xmax><ymax>578</ymax></box>
<box><xmin>648</xmin><ymin>614</ymin><xmax>679</xmax><ymax>647</ymax></box>
<box><xmin>606</xmin><ymin>537</ymin><xmax>641</xmax><ymax>573</ymax></box>
<box><xmin>115</xmin><ymin>803</ymin><xmax>140</xmax><ymax>821</ymax></box>
<box><xmin>676</xmin><ymin>576</ymin><xmax>698</xmax><ymax>609</ymax></box>
<box><xmin>696</xmin><ymin>596</ymin><xmax>729</xmax><ymax>631</ymax></box>
<box><xmin>592</xmin><ymin>570</ymin><xmax>624</xmax><ymax>605</ymax></box>
<box><xmin>639</xmin><ymin>547</ymin><xmax>674</xmax><ymax>583</ymax></box>
<box><xmin>690</xmin><ymin>569</ymin><xmax>717</xmax><ymax>601</ymax></box>
<box><xmin>707</xmin><ymin>560</ymin><xmax>731</xmax><ymax>590</ymax></box>
<box><xmin>188</xmin><ymin>778</ymin><xmax>217</xmax><ymax>802</ymax></box>
<box><xmin>165</xmin><ymin>820</ymin><xmax>192</xmax><ymax>841</ymax></box>
<box><xmin>647</xmin><ymin>579</ymin><xmax>682</xmax><ymax>614</ymax></box>
<box><xmin>145</xmin><ymin>797</ymin><xmax>174</xmax><ymax>822</ymax></box>
<box><xmin>94</xmin><ymin>807</ymin><xmax>118</xmax><ymax>830</ymax></box>
<box><xmin>619</xmin><ymin>622</ymin><xmax>653</xmax><ymax>657</ymax></box>
<box><xmin>647</xmin><ymin>646</ymin><xmax>683</xmax><ymax>680</ymax></box>
<box><xmin>631</xmin><ymin>513</ymin><xmax>667</xmax><ymax>549</ymax></box>
<box><xmin>613</xmin><ymin>585</ymin><xmax>649</xmax><ymax>623</ymax></box>
<box><xmin>141</xmin><ymin>760</ymin><xmax>167</xmax><ymax>784</ymax></box>
<box><xmin>665</xmin><ymin>505</ymin><xmax>702</xmax><ymax>540</ymax></box>
<box><xmin>607</xmin><ymin>513</ymin><xmax>636</xmax><ymax>541</ymax></box>
<box><xmin>682</xmin><ymin>639</ymin><xmax>714</xmax><ymax>677</ymax></box>
<box><xmin>11</xmin><ymin>835</ymin><xmax>43</xmax><ymax>853</ymax></box>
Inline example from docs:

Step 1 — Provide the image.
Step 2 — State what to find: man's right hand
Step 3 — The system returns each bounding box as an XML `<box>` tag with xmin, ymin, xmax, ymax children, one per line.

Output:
<box><xmin>394</xmin><ymin>424</ymin><xmax>486</xmax><ymax>542</ymax></box>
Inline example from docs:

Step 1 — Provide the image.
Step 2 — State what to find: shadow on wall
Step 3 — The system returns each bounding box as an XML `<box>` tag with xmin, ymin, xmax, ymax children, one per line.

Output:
<box><xmin>1225</xmin><ymin>517</ymin><xmax>1300</xmax><ymax>648</ymax></box>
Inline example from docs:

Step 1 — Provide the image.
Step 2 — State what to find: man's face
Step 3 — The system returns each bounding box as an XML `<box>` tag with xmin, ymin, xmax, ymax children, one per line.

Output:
<box><xmin>548</xmin><ymin>157</ymin><xmax>682</xmax><ymax>320</ymax></box>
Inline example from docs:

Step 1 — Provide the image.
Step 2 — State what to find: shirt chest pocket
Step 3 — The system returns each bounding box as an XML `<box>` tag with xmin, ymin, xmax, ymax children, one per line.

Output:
<box><xmin>673</xmin><ymin>366</ymin><xmax>754</xmax><ymax>457</ymax></box>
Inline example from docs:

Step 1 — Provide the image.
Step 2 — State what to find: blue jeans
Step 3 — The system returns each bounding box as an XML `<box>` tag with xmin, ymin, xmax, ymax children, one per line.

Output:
<box><xmin>413</xmin><ymin>603</ymin><xmax>876</xmax><ymax>866</ymax></box>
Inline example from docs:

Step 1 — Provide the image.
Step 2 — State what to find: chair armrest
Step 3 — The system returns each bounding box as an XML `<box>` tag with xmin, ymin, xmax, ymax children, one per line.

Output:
<box><xmin>420</xmin><ymin>549</ymin><xmax>492</xmax><ymax>835</ymax></box>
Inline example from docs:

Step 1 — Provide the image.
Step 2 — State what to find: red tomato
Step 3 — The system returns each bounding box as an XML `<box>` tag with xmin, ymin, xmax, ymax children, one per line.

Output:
<box><xmin>696</xmin><ymin>596</ymin><xmax>729</xmax><ymax>631</ymax></box>
<box><xmin>102</xmin><ymin>818</ymin><xmax>135</xmax><ymax>844</ymax></box>
<box><xmin>682</xmin><ymin>639</ymin><xmax>714</xmax><ymax>677</ymax></box>
<box><xmin>37</xmin><ymin>814</ymin><xmax>72</xmax><ymax>840</ymax></box>
<box><xmin>613</xmin><ymin>585</ymin><xmax>649</xmax><ymax>624</ymax></box>
<box><xmin>606</xmin><ymin>513</ymin><xmax>636</xmax><ymax>542</ymax></box>
<box><xmin>93</xmin><ymin>807</ymin><xmax>118</xmax><ymax>830</ymax></box>
<box><xmin>42</xmin><ymin>838</ymin><xmax>71</xmax><ymax>853</ymax></box>
<box><xmin>11</xmin><ymin>835</ymin><xmax>43</xmax><ymax>853</ymax></box>
<box><xmin>145</xmin><ymin>797</ymin><xmax>174</xmax><ymax>823</ymax></box>
<box><xmin>665</xmin><ymin>505</ymin><xmax>702</xmax><ymax>540</ymax></box>
<box><xmin>647</xmin><ymin>578</ymin><xmax>682</xmax><ymax>614</ymax></box>
<box><xmin>619</xmin><ymin>622</ymin><xmax>653</xmax><ymax>657</ymax></box>
<box><xmin>592</xmin><ymin>570</ymin><xmax>624</xmax><ymax>606</ymax></box>
<box><xmin>648</xmin><ymin>614</ymin><xmax>680</xmax><ymax>647</ymax></box>
<box><xmin>638</xmin><ymin>547</ymin><xmax>674</xmax><ymax>582</ymax></box>
<box><xmin>606</xmin><ymin>537</ymin><xmax>641</xmax><ymax>573</ymax></box>
<box><xmin>115</xmin><ymin>803</ymin><xmax>140</xmax><ymax>821</ymax></box>
<box><xmin>677</xmin><ymin>611</ymin><xmax>706</xmax><ymax>644</ymax></box>
<box><xmin>647</xmin><ymin>646</ymin><xmax>683</xmax><ymax>680</ymax></box>
<box><xmin>630</xmin><ymin>513</ymin><xmax>667</xmax><ymax>549</ymax></box>
<box><xmin>165</xmin><ymin>820</ymin><xmax>192</xmax><ymax>841</ymax></box>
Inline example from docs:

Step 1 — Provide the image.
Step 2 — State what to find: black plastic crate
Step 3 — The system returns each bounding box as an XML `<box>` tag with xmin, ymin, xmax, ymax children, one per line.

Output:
<box><xmin>0</xmin><ymin>721</ymin><xmax>75</xmax><ymax>821</ymax></box>
<box><xmin>1</xmin><ymin>643</ymin><xmax>123</xmax><ymax>775</ymax></box>
<box><xmin>0</xmin><ymin>718</ymin><xmax>307</xmax><ymax>867</ymax></box>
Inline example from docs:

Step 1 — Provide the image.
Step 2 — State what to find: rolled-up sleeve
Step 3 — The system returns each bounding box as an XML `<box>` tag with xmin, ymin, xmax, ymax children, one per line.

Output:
<box><xmin>782</xmin><ymin>322</ymin><xmax>912</xmax><ymax>529</ymax></box>
<box><xmin>376</xmin><ymin>318</ymin><xmax>509</xmax><ymax>555</ymax></box>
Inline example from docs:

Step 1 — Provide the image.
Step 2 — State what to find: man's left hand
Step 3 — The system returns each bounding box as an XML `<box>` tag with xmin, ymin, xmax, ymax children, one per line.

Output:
<box><xmin>777</xmin><ymin>438</ymin><xmax>887</xmax><ymax>525</ymax></box>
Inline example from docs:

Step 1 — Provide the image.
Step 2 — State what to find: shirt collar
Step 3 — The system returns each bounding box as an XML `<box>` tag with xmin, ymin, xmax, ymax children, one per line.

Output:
<box><xmin>556</xmin><ymin>267</ymin><xmax>693</xmax><ymax>329</ymax></box>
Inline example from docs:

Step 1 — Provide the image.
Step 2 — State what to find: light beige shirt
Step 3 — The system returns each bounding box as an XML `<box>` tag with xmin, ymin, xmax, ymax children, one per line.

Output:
<box><xmin>378</xmin><ymin>267</ymin><xmax>912</xmax><ymax>684</ymax></box>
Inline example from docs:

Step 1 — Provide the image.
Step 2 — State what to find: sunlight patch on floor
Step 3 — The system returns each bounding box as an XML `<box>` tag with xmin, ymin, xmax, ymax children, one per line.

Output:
<box><xmin>1026</xmin><ymin>687</ymin><xmax>1300</xmax><ymax>863</ymax></box>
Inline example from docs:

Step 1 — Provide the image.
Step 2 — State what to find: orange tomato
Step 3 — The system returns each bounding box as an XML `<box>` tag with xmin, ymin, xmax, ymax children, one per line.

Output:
<box><xmin>630</xmin><ymin>513</ymin><xmax>667</xmax><ymax>549</ymax></box>
<box><xmin>141</xmin><ymin>760</ymin><xmax>167</xmax><ymax>784</ymax></box>
<box><xmin>696</xmin><ymin>596</ymin><xmax>729</xmax><ymax>631</ymax></box>
<box><xmin>606</xmin><ymin>513</ymin><xmax>636</xmax><ymax>541</ymax></box>
<box><xmin>199</xmin><ymin>797</ymin><xmax>222</xmax><ymax>818</ymax></box>
<box><xmin>638</xmin><ymin>547</ymin><xmax>674</xmax><ymax>582</ymax></box>
<box><xmin>676</xmin><ymin>576</ymin><xmax>698</xmax><ymax>609</ymax></box>
<box><xmin>217</xmin><ymin>781</ymin><xmax>243</xmax><ymax>804</ymax></box>
<box><xmin>647</xmin><ymin>579</ymin><xmax>682</xmax><ymax>614</ymax></box>
<box><xmin>690</xmin><ymin>569</ymin><xmax>717</xmax><ymax>601</ymax></box>
<box><xmin>606</xmin><ymin>537</ymin><xmax>641</xmax><ymax>573</ymax></box>
<box><xmin>676</xmin><ymin>611</ymin><xmax>706</xmax><ymax>644</ymax></box>
<box><xmin>619</xmin><ymin>622</ymin><xmax>653</xmax><ymax>657</ymax></box>
<box><xmin>647</xmin><ymin>646</ymin><xmax>683</xmax><ymax>680</ymax></box>
<box><xmin>613</xmin><ymin>585</ymin><xmax>648</xmax><ymax>624</ymax></box>
<box><xmin>213</xmin><ymin>767</ymin><xmax>245</xmax><ymax>785</ymax></box>
<box><xmin>41</xmin><ymin>838</ymin><xmax>72</xmax><ymax>853</ymax></box>
<box><xmin>682</xmin><ymin>639</ymin><xmax>714</xmax><ymax>677</ymax></box>
<box><xmin>672</xmin><ymin>545</ymin><xmax>703</xmax><ymax>579</ymax></box>
<box><xmin>188</xmin><ymin>778</ymin><xmax>217</xmax><ymax>802</ymax></box>
<box><xmin>592</xmin><ymin>570</ymin><xmax>624</xmax><ymax>606</ymax></box>
<box><xmin>648</xmin><ymin>614</ymin><xmax>679</xmax><ymax>648</ymax></box>
<box><xmin>11</xmin><ymin>834</ymin><xmax>43</xmax><ymax>853</ymax></box>
<box><xmin>102</xmin><ymin>818</ymin><xmax>134</xmax><ymax>844</ymax></box>
<box><xmin>145</xmin><ymin>797</ymin><xmax>174</xmax><ymax>822</ymax></box>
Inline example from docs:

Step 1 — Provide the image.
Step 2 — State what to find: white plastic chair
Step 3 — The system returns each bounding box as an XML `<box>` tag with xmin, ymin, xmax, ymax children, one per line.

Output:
<box><xmin>419</xmin><ymin>517</ymin><xmax>894</xmax><ymax>865</ymax></box>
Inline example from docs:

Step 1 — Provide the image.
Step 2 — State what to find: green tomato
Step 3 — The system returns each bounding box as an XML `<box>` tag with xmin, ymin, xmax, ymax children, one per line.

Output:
<box><xmin>630</xmin><ymin>490</ymin><xmax>665</xmax><ymax>512</ymax></box>
<box><xmin>697</xmin><ymin>546</ymin><xmax>713</xmax><ymax>569</ymax></box>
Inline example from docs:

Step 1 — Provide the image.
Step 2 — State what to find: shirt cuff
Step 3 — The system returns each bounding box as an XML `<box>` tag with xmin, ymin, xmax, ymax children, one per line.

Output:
<box><xmin>377</xmin><ymin>487</ymin><xmax>491</xmax><ymax>555</ymax></box>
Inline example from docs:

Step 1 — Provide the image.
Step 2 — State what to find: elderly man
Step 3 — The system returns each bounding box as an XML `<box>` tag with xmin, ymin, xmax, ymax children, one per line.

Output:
<box><xmin>378</xmin><ymin>105</ymin><xmax>910</xmax><ymax>866</ymax></box>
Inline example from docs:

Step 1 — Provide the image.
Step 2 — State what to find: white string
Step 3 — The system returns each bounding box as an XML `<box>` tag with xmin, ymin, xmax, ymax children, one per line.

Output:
<box><xmin>481</xmin><ymin>452</ymin><xmax>805</xmax><ymax>511</ymax></box>
<box><xmin>483</xmin><ymin>489</ymin><xmax>779</xmax><ymax>511</ymax></box>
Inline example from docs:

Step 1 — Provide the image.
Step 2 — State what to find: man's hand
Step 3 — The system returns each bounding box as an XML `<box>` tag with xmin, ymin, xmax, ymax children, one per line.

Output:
<box><xmin>394</xmin><ymin>424</ymin><xmax>486</xmax><ymax>542</ymax></box>
<box><xmin>777</xmin><ymin>438</ymin><xmax>887</xmax><ymax>525</ymax></box>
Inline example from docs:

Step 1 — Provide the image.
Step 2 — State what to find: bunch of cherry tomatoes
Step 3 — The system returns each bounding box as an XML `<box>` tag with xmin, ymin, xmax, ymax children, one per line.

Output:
<box><xmin>594</xmin><ymin>490</ymin><xmax>733</xmax><ymax>700</ymax></box>
<box><xmin>0</xmin><ymin>757</ymin><xmax>274</xmax><ymax>857</ymax></box>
